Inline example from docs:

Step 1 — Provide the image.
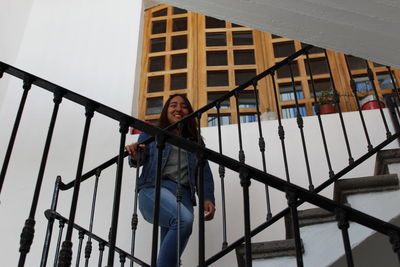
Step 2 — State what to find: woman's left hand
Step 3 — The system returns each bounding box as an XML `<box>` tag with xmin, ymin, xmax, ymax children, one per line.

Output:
<box><xmin>204</xmin><ymin>200</ymin><xmax>216</xmax><ymax>221</ymax></box>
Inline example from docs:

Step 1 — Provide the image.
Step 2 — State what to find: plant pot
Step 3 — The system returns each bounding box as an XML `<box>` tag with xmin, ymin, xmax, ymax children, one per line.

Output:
<box><xmin>319</xmin><ymin>104</ymin><xmax>336</xmax><ymax>114</ymax></box>
<box><xmin>359</xmin><ymin>95</ymin><xmax>385</xmax><ymax>110</ymax></box>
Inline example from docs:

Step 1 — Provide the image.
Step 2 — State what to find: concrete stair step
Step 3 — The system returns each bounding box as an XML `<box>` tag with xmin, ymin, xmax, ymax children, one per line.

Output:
<box><xmin>235</xmin><ymin>239</ymin><xmax>303</xmax><ymax>267</ymax></box>
<box><xmin>375</xmin><ymin>148</ymin><xmax>400</xmax><ymax>175</ymax></box>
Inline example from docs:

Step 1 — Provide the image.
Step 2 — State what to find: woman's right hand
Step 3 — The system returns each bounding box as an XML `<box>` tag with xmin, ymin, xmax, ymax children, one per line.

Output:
<box><xmin>125</xmin><ymin>142</ymin><xmax>146</xmax><ymax>161</ymax></box>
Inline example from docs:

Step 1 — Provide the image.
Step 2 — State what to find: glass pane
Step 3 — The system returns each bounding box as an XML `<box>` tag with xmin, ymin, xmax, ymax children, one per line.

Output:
<box><xmin>273</xmin><ymin>41</ymin><xmax>295</xmax><ymax>58</ymax></box>
<box><xmin>377</xmin><ymin>73</ymin><xmax>394</xmax><ymax>90</ymax></box>
<box><xmin>308</xmin><ymin>79</ymin><xmax>332</xmax><ymax>93</ymax></box>
<box><xmin>282</xmin><ymin>105</ymin><xmax>306</xmax><ymax>119</ymax></box>
<box><xmin>206</xmin><ymin>32</ymin><xmax>226</xmax><ymax>46</ymax></box>
<box><xmin>240</xmin><ymin>114</ymin><xmax>257</xmax><ymax>123</ymax></box>
<box><xmin>173</xmin><ymin>7</ymin><xmax>187</xmax><ymax>14</ymax></box>
<box><xmin>305</xmin><ymin>58</ymin><xmax>329</xmax><ymax>75</ymax></box>
<box><xmin>234</xmin><ymin>50</ymin><xmax>255</xmax><ymax>65</ymax></box>
<box><xmin>152</xmin><ymin>20</ymin><xmax>166</xmax><ymax>34</ymax></box>
<box><xmin>208</xmin><ymin>92</ymin><xmax>230</xmax><ymax>109</ymax></box>
<box><xmin>277</xmin><ymin>62</ymin><xmax>299</xmax><ymax>78</ymax></box>
<box><xmin>173</xmin><ymin>18</ymin><xmax>187</xmax><ymax>32</ymax></box>
<box><xmin>279</xmin><ymin>83</ymin><xmax>304</xmax><ymax>101</ymax></box>
<box><xmin>271</xmin><ymin>34</ymin><xmax>281</xmax><ymax>39</ymax></box>
<box><xmin>205</xmin><ymin>16</ymin><xmax>226</xmax><ymax>28</ymax></box>
<box><xmin>206</xmin><ymin>51</ymin><xmax>228</xmax><ymax>66</ymax></box>
<box><xmin>146</xmin><ymin>97</ymin><xmax>163</xmax><ymax>115</ymax></box>
<box><xmin>232</xmin><ymin>31</ymin><xmax>253</xmax><ymax>45</ymax></box>
<box><xmin>152</xmin><ymin>8</ymin><xmax>167</xmax><ymax>17</ymax></box>
<box><xmin>232</xmin><ymin>23</ymin><xmax>243</xmax><ymax>28</ymax></box>
<box><xmin>301</xmin><ymin>43</ymin><xmax>324</xmax><ymax>54</ymax></box>
<box><xmin>354</xmin><ymin>75</ymin><xmax>372</xmax><ymax>93</ymax></box>
<box><xmin>148</xmin><ymin>76</ymin><xmax>164</xmax><ymax>93</ymax></box>
<box><xmin>170</xmin><ymin>73</ymin><xmax>187</xmax><ymax>90</ymax></box>
<box><xmin>149</xmin><ymin>56</ymin><xmax>165</xmax><ymax>72</ymax></box>
<box><xmin>374</xmin><ymin>62</ymin><xmax>385</xmax><ymax>68</ymax></box>
<box><xmin>171</xmin><ymin>35</ymin><xmax>187</xmax><ymax>50</ymax></box>
<box><xmin>347</xmin><ymin>56</ymin><xmax>367</xmax><ymax>70</ymax></box>
<box><xmin>150</xmin><ymin>37</ymin><xmax>166</xmax><ymax>52</ymax></box>
<box><xmin>207</xmin><ymin>70</ymin><xmax>229</xmax><ymax>87</ymax></box>
<box><xmin>208</xmin><ymin>115</ymin><xmax>231</xmax><ymax>127</ymax></box>
<box><xmin>238</xmin><ymin>91</ymin><xmax>256</xmax><ymax>108</ymax></box>
<box><xmin>235</xmin><ymin>69</ymin><xmax>257</xmax><ymax>85</ymax></box>
<box><xmin>171</xmin><ymin>53</ymin><xmax>187</xmax><ymax>69</ymax></box>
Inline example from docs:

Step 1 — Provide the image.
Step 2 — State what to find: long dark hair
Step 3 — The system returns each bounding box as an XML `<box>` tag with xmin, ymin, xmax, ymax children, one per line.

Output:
<box><xmin>158</xmin><ymin>94</ymin><xmax>203</xmax><ymax>144</ymax></box>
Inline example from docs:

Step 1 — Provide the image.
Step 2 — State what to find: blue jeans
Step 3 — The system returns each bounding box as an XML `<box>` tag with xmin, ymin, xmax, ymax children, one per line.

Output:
<box><xmin>139</xmin><ymin>180</ymin><xmax>194</xmax><ymax>267</ymax></box>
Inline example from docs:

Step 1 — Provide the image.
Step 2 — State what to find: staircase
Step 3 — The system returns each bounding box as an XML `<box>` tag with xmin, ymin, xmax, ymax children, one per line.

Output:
<box><xmin>236</xmin><ymin>149</ymin><xmax>400</xmax><ymax>266</ymax></box>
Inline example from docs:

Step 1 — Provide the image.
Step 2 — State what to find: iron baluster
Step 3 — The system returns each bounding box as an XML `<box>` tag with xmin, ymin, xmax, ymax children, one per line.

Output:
<box><xmin>387</xmin><ymin>66</ymin><xmax>400</xmax><ymax>103</ymax></box>
<box><xmin>175</xmin><ymin>123</ymin><xmax>184</xmax><ymax>267</ymax></box>
<box><xmin>288</xmin><ymin>62</ymin><xmax>314</xmax><ymax>190</ymax></box>
<box><xmin>107</xmin><ymin>121</ymin><xmax>129</xmax><ymax>266</ymax></box>
<box><xmin>59</xmin><ymin>105</ymin><xmax>95</xmax><ymax>267</ymax></box>
<box><xmin>389</xmin><ymin>231</ymin><xmax>400</xmax><ymax>263</ymax></box>
<box><xmin>240</xmin><ymin>168</ymin><xmax>252</xmax><ymax>267</ymax></box>
<box><xmin>0</xmin><ymin>62</ymin><xmax>5</xmax><ymax>78</ymax></box>
<box><xmin>196</xmin><ymin>112</ymin><xmax>206</xmax><ymax>267</ymax></box>
<box><xmin>19</xmin><ymin>90</ymin><xmax>63</xmax><ymax>267</ymax></box>
<box><xmin>75</xmin><ymin>231</ymin><xmax>85</xmax><ymax>267</ymax></box>
<box><xmin>336</xmin><ymin>209</ymin><xmax>354</xmax><ymax>267</ymax></box>
<box><xmin>216</xmin><ymin>103</ymin><xmax>228</xmax><ymax>249</ymax></box>
<box><xmin>130</xmin><ymin>148</ymin><xmax>141</xmax><ymax>267</ymax></box>
<box><xmin>234</xmin><ymin>91</ymin><xmax>245</xmax><ymax>163</ymax></box>
<box><xmin>344</xmin><ymin>55</ymin><xmax>373</xmax><ymax>151</ymax></box>
<box><xmin>305</xmin><ymin>51</ymin><xmax>334</xmax><ymax>179</ymax></box>
<box><xmin>197</xmin><ymin>151</ymin><xmax>206</xmax><ymax>267</ymax></box>
<box><xmin>0</xmin><ymin>76</ymin><xmax>33</xmax><ymax>195</ymax></box>
<box><xmin>386</xmin><ymin>69</ymin><xmax>400</xmax><ymax>129</ymax></box>
<box><xmin>53</xmin><ymin>219</ymin><xmax>66</xmax><ymax>267</ymax></box>
<box><xmin>271</xmin><ymin>71</ymin><xmax>291</xmax><ymax>182</ymax></box>
<box><xmin>120</xmin><ymin>253</ymin><xmax>126</xmax><ymax>267</ymax></box>
<box><xmin>151</xmin><ymin>133</ymin><xmax>165</xmax><ymax>266</ymax></box>
<box><xmin>324</xmin><ymin>50</ymin><xmax>354</xmax><ymax>164</ymax></box>
<box><xmin>252</xmin><ymin>81</ymin><xmax>272</xmax><ymax>220</ymax></box>
<box><xmin>98</xmin><ymin>242</ymin><xmax>105</xmax><ymax>267</ymax></box>
<box><xmin>366</xmin><ymin>61</ymin><xmax>391</xmax><ymax>138</ymax></box>
<box><xmin>41</xmin><ymin>176</ymin><xmax>62</xmax><ymax>267</ymax></box>
<box><xmin>84</xmin><ymin>169</ymin><xmax>101</xmax><ymax>267</ymax></box>
<box><xmin>286</xmin><ymin>189</ymin><xmax>303</xmax><ymax>267</ymax></box>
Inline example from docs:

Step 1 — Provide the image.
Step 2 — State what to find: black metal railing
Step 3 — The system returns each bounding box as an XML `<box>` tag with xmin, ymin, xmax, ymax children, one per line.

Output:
<box><xmin>1</xmin><ymin>44</ymin><xmax>400</xmax><ymax>267</ymax></box>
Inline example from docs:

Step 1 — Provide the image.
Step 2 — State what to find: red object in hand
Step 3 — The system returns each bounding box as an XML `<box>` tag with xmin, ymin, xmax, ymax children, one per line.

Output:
<box><xmin>131</xmin><ymin>121</ymin><xmax>153</xmax><ymax>135</ymax></box>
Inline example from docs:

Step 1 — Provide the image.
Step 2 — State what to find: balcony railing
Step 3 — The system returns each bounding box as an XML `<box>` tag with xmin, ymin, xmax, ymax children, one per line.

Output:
<box><xmin>1</xmin><ymin>45</ymin><xmax>400</xmax><ymax>267</ymax></box>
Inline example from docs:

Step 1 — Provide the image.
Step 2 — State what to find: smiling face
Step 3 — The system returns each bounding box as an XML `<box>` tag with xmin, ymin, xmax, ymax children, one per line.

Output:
<box><xmin>166</xmin><ymin>95</ymin><xmax>190</xmax><ymax>124</ymax></box>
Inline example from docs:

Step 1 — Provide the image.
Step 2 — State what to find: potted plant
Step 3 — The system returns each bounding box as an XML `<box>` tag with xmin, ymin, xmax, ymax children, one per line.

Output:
<box><xmin>316</xmin><ymin>89</ymin><xmax>337</xmax><ymax>115</ymax></box>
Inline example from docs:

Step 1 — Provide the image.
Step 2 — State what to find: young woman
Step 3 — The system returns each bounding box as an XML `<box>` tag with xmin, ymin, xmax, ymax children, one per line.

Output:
<box><xmin>125</xmin><ymin>94</ymin><xmax>216</xmax><ymax>267</ymax></box>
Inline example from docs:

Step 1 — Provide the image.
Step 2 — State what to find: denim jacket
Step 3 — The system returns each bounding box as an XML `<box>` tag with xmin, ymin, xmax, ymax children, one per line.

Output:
<box><xmin>129</xmin><ymin>132</ymin><xmax>215</xmax><ymax>205</ymax></box>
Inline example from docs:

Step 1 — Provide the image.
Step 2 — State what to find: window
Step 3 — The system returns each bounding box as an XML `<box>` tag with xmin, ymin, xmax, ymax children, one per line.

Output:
<box><xmin>148</xmin><ymin>76</ymin><xmax>164</xmax><ymax>93</ymax></box>
<box><xmin>273</xmin><ymin>42</ymin><xmax>295</xmax><ymax>58</ymax></box>
<box><xmin>234</xmin><ymin>50</ymin><xmax>255</xmax><ymax>65</ymax></box>
<box><xmin>235</xmin><ymin>69</ymin><xmax>257</xmax><ymax>85</ymax></box>
<box><xmin>208</xmin><ymin>92</ymin><xmax>230</xmax><ymax>109</ymax></box>
<box><xmin>206</xmin><ymin>32</ymin><xmax>227</xmax><ymax>46</ymax></box>
<box><xmin>238</xmin><ymin>91</ymin><xmax>256</xmax><ymax>108</ymax></box>
<box><xmin>208</xmin><ymin>115</ymin><xmax>231</xmax><ymax>126</ymax></box>
<box><xmin>146</xmin><ymin>97</ymin><xmax>163</xmax><ymax>115</ymax></box>
<box><xmin>240</xmin><ymin>114</ymin><xmax>257</xmax><ymax>123</ymax></box>
<box><xmin>282</xmin><ymin>106</ymin><xmax>307</xmax><ymax>119</ymax></box>
<box><xmin>280</xmin><ymin>83</ymin><xmax>304</xmax><ymax>101</ymax></box>
<box><xmin>152</xmin><ymin>20</ymin><xmax>166</xmax><ymax>34</ymax></box>
<box><xmin>207</xmin><ymin>70</ymin><xmax>229</xmax><ymax>87</ymax></box>
<box><xmin>150</xmin><ymin>38</ymin><xmax>166</xmax><ymax>52</ymax></box>
<box><xmin>171</xmin><ymin>54</ymin><xmax>187</xmax><ymax>69</ymax></box>
<box><xmin>354</xmin><ymin>75</ymin><xmax>372</xmax><ymax>93</ymax></box>
<box><xmin>207</xmin><ymin>51</ymin><xmax>228</xmax><ymax>66</ymax></box>
<box><xmin>170</xmin><ymin>73</ymin><xmax>187</xmax><ymax>90</ymax></box>
<box><xmin>232</xmin><ymin>31</ymin><xmax>253</xmax><ymax>45</ymax></box>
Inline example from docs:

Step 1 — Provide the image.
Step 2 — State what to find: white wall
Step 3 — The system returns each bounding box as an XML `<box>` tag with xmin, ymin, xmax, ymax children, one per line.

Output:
<box><xmin>0</xmin><ymin>1</ymin><xmax>399</xmax><ymax>266</ymax></box>
<box><xmin>0</xmin><ymin>0</ymin><xmax>143</xmax><ymax>266</ymax></box>
<box><xmin>0</xmin><ymin>0</ymin><xmax>35</xmax><ymax>109</ymax></box>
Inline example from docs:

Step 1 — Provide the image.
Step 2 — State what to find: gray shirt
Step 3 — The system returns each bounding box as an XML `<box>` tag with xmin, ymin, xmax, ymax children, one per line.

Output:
<box><xmin>163</xmin><ymin>145</ymin><xmax>189</xmax><ymax>186</ymax></box>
